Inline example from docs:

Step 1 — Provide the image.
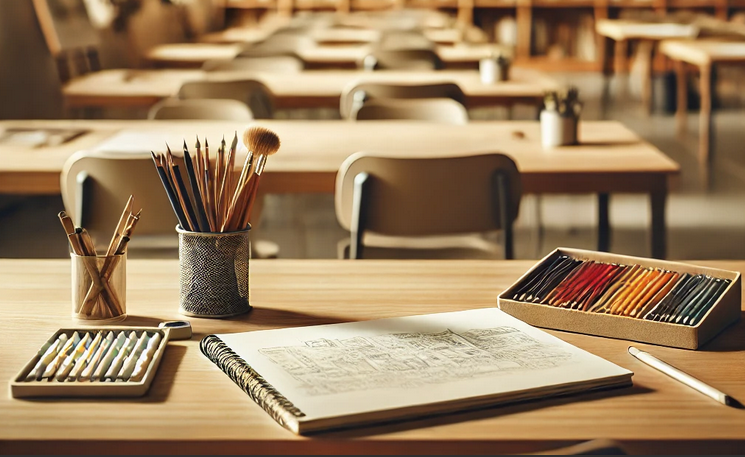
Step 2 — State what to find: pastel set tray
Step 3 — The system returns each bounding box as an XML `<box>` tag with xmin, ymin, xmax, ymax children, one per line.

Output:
<box><xmin>10</xmin><ymin>326</ymin><xmax>170</xmax><ymax>398</ymax></box>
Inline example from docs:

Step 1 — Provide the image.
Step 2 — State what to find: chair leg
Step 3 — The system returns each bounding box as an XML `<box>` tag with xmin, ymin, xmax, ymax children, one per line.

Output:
<box><xmin>494</xmin><ymin>171</ymin><xmax>514</xmax><ymax>260</ymax></box>
<box><xmin>350</xmin><ymin>172</ymin><xmax>370</xmax><ymax>260</ymax></box>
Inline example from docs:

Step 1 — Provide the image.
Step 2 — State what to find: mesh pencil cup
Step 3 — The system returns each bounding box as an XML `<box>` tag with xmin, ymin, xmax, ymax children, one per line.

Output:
<box><xmin>71</xmin><ymin>252</ymin><xmax>127</xmax><ymax>323</ymax></box>
<box><xmin>177</xmin><ymin>225</ymin><xmax>251</xmax><ymax>318</ymax></box>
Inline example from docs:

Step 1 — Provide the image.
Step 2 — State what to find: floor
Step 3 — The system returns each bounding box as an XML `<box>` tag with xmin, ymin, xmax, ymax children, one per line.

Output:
<box><xmin>2</xmin><ymin>70</ymin><xmax>745</xmax><ymax>261</ymax></box>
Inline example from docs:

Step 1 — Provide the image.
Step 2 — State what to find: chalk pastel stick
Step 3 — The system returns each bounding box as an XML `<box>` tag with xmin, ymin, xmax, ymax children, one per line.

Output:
<box><xmin>54</xmin><ymin>332</ymin><xmax>91</xmax><ymax>381</ymax></box>
<box><xmin>67</xmin><ymin>331</ymin><xmax>103</xmax><ymax>381</ymax></box>
<box><xmin>26</xmin><ymin>333</ymin><xmax>68</xmax><ymax>381</ymax></box>
<box><xmin>104</xmin><ymin>331</ymin><xmax>137</xmax><ymax>381</ymax></box>
<box><xmin>129</xmin><ymin>333</ymin><xmax>162</xmax><ymax>382</ymax></box>
<box><xmin>92</xmin><ymin>332</ymin><xmax>126</xmax><ymax>382</ymax></box>
<box><xmin>117</xmin><ymin>332</ymin><xmax>150</xmax><ymax>381</ymax></box>
<box><xmin>42</xmin><ymin>332</ymin><xmax>81</xmax><ymax>380</ymax></box>
<box><xmin>79</xmin><ymin>332</ymin><xmax>114</xmax><ymax>382</ymax></box>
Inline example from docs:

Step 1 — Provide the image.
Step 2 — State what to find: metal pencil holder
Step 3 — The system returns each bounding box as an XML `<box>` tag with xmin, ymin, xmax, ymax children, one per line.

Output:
<box><xmin>177</xmin><ymin>226</ymin><xmax>251</xmax><ymax>318</ymax></box>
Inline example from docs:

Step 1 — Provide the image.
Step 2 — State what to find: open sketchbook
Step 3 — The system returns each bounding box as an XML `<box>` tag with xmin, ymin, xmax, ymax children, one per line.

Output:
<box><xmin>200</xmin><ymin>308</ymin><xmax>633</xmax><ymax>434</ymax></box>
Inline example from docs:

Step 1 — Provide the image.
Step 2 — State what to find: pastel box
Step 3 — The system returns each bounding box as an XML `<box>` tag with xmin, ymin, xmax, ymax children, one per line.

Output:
<box><xmin>10</xmin><ymin>326</ymin><xmax>170</xmax><ymax>398</ymax></box>
<box><xmin>497</xmin><ymin>247</ymin><xmax>741</xmax><ymax>350</ymax></box>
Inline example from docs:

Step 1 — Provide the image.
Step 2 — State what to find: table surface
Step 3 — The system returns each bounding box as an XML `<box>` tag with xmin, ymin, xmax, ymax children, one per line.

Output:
<box><xmin>0</xmin><ymin>119</ymin><xmax>680</xmax><ymax>195</ymax></box>
<box><xmin>595</xmin><ymin>19</ymin><xmax>699</xmax><ymax>41</ymax></box>
<box><xmin>659</xmin><ymin>39</ymin><xmax>745</xmax><ymax>66</ymax></box>
<box><xmin>1</xmin><ymin>259</ymin><xmax>744</xmax><ymax>454</ymax></box>
<box><xmin>61</xmin><ymin>67</ymin><xmax>556</xmax><ymax>109</ymax></box>
<box><xmin>144</xmin><ymin>42</ymin><xmax>508</xmax><ymax>66</ymax></box>
<box><xmin>200</xmin><ymin>26</ymin><xmax>463</xmax><ymax>46</ymax></box>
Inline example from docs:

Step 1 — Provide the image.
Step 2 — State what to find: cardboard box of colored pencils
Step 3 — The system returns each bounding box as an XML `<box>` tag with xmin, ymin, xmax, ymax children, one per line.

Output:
<box><xmin>497</xmin><ymin>247</ymin><xmax>741</xmax><ymax>350</ymax></box>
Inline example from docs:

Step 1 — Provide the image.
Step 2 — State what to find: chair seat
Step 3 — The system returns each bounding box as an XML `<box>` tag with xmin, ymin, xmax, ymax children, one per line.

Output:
<box><xmin>338</xmin><ymin>232</ymin><xmax>505</xmax><ymax>260</ymax></box>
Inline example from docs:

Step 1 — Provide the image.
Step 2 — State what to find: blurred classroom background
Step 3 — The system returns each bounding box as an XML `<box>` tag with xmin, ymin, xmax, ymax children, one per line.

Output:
<box><xmin>2</xmin><ymin>0</ymin><xmax>745</xmax><ymax>260</ymax></box>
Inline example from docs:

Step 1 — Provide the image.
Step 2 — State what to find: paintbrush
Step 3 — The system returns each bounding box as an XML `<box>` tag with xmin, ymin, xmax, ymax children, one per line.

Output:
<box><xmin>152</xmin><ymin>151</ymin><xmax>189</xmax><ymax>231</ymax></box>
<box><xmin>165</xmin><ymin>145</ymin><xmax>197</xmax><ymax>231</ymax></box>
<box><xmin>183</xmin><ymin>141</ymin><xmax>211</xmax><ymax>232</ymax></box>
<box><xmin>228</xmin><ymin>126</ymin><xmax>281</xmax><ymax>231</ymax></box>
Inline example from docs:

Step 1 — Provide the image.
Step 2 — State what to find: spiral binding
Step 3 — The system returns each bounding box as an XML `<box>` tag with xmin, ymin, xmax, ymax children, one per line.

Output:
<box><xmin>200</xmin><ymin>335</ymin><xmax>305</xmax><ymax>432</ymax></box>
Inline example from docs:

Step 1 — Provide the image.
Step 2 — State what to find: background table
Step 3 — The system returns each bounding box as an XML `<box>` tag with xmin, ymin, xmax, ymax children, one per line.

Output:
<box><xmin>62</xmin><ymin>67</ymin><xmax>553</xmax><ymax>111</ymax></box>
<box><xmin>1</xmin><ymin>259</ymin><xmax>744</xmax><ymax>454</ymax></box>
<box><xmin>659</xmin><ymin>39</ymin><xmax>745</xmax><ymax>166</ymax></box>
<box><xmin>595</xmin><ymin>19</ymin><xmax>698</xmax><ymax>114</ymax></box>
<box><xmin>144</xmin><ymin>42</ymin><xmax>508</xmax><ymax>69</ymax></box>
<box><xmin>0</xmin><ymin>119</ymin><xmax>680</xmax><ymax>258</ymax></box>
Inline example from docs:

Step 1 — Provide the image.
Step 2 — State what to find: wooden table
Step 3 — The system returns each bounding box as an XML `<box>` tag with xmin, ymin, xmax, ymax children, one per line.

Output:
<box><xmin>61</xmin><ymin>67</ymin><xmax>556</xmax><ymax>111</ymax></box>
<box><xmin>595</xmin><ymin>19</ymin><xmax>698</xmax><ymax>114</ymax></box>
<box><xmin>1</xmin><ymin>259</ymin><xmax>744</xmax><ymax>454</ymax></box>
<box><xmin>0</xmin><ymin>120</ymin><xmax>680</xmax><ymax>258</ymax></box>
<box><xmin>200</xmin><ymin>26</ymin><xmax>463</xmax><ymax>46</ymax></box>
<box><xmin>144</xmin><ymin>42</ymin><xmax>507</xmax><ymax>70</ymax></box>
<box><xmin>659</xmin><ymin>39</ymin><xmax>745</xmax><ymax>165</ymax></box>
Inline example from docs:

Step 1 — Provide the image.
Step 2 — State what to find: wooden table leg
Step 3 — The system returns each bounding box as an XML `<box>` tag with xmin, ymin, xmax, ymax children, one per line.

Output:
<box><xmin>640</xmin><ymin>40</ymin><xmax>654</xmax><ymax>115</ymax></box>
<box><xmin>614</xmin><ymin>39</ymin><xmax>628</xmax><ymax>74</ymax></box>
<box><xmin>699</xmin><ymin>63</ymin><xmax>713</xmax><ymax>166</ymax></box>
<box><xmin>650</xmin><ymin>190</ymin><xmax>667</xmax><ymax>260</ymax></box>
<box><xmin>597</xmin><ymin>193</ymin><xmax>610</xmax><ymax>252</ymax></box>
<box><xmin>675</xmin><ymin>59</ymin><xmax>687</xmax><ymax>136</ymax></box>
<box><xmin>600</xmin><ymin>36</ymin><xmax>614</xmax><ymax>119</ymax></box>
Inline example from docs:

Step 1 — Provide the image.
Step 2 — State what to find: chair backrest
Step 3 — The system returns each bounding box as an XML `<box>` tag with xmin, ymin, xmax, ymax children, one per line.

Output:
<box><xmin>335</xmin><ymin>152</ymin><xmax>522</xmax><ymax>258</ymax></box>
<box><xmin>238</xmin><ymin>34</ymin><xmax>315</xmax><ymax>57</ymax></box>
<box><xmin>177</xmin><ymin>79</ymin><xmax>274</xmax><ymax>119</ymax></box>
<box><xmin>359</xmin><ymin>48</ymin><xmax>443</xmax><ymax>71</ymax></box>
<box><xmin>202</xmin><ymin>55</ymin><xmax>304</xmax><ymax>72</ymax></box>
<box><xmin>147</xmin><ymin>98</ymin><xmax>254</xmax><ymax>120</ymax></box>
<box><xmin>340</xmin><ymin>81</ymin><xmax>466</xmax><ymax>119</ymax></box>
<box><xmin>353</xmin><ymin>98</ymin><xmax>469</xmax><ymax>124</ymax></box>
<box><xmin>377</xmin><ymin>30</ymin><xmax>435</xmax><ymax>51</ymax></box>
<box><xmin>60</xmin><ymin>150</ymin><xmax>183</xmax><ymax>253</ymax></box>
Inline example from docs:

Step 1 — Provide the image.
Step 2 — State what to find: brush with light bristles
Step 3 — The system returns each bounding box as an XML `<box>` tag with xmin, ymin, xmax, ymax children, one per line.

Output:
<box><xmin>223</xmin><ymin>126</ymin><xmax>281</xmax><ymax>232</ymax></box>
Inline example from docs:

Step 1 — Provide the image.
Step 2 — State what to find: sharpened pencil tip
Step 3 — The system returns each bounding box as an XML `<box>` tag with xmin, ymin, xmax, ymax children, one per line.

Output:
<box><xmin>726</xmin><ymin>396</ymin><xmax>745</xmax><ymax>409</ymax></box>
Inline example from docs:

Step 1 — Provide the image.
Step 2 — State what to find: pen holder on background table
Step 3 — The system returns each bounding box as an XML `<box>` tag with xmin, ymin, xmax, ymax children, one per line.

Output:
<box><xmin>177</xmin><ymin>225</ymin><xmax>251</xmax><ymax>318</ymax></box>
<box><xmin>71</xmin><ymin>253</ymin><xmax>126</xmax><ymax>323</ymax></box>
<box><xmin>540</xmin><ymin>110</ymin><xmax>578</xmax><ymax>149</ymax></box>
<box><xmin>479</xmin><ymin>55</ymin><xmax>510</xmax><ymax>84</ymax></box>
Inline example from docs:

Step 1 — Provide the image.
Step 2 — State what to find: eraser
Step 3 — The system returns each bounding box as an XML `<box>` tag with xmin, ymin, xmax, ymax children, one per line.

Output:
<box><xmin>158</xmin><ymin>320</ymin><xmax>192</xmax><ymax>340</ymax></box>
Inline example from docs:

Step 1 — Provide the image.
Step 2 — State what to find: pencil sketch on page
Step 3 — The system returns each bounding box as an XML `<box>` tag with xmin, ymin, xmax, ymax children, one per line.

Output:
<box><xmin>258</xmin><ymin>327</ymin><xmax>574</xmax><ymax>396</ymax></box>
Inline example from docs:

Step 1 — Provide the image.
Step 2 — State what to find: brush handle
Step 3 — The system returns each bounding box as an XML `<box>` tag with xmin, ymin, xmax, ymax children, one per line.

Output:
<box><xmin>155</xmin><ymin>165</ymin><xmax>189</xmax><ymax>231</ymax></box>
<box><xmin>173</xmin><ymin>164</ymin><xmax>201</xmax><ymax>232</ymax></box>
<box><xmin>184</xmin><ymin>150</ymin><xmax>211</xmax><ymax>232</ymax></box>
<box><xmin>241</xmin><ymin>176</ymin><xmax>262</xmax><ymax>230</ymax></box>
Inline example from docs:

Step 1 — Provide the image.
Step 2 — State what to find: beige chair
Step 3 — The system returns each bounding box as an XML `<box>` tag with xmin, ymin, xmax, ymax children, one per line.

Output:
<box><xmin>147</xmin><ymin>98</ymin><xmax>254</xmax><ymax>120</ymax></box>
<box><xmin>177</xmin><ymin>79</ymin><xmax>275</xmax><ymax>119</ymax></box>
<box><xmin>358</xmin><ymin>49</ymin><xmax>443</xmax><ymax>71</ymax></box>
<box><xmin>61</xmin><ymin>151</ymin><xmax>183</xmax><ymax>255</ymax></box>
<box><xmin>335</xmin><ymin>152</ymin><xmax>522</xmax><ymax>259</ymax></box>
<box><xmin>340</xmin><ymin>82</ymin><xmax>467</xmax><ymax>119</ymax></box>
<box><xmin>238</xmin><ymin>35</ymin><xmax>315</xmax><ymax>57</ymax></box>
<box><xmin>377</xmin><ymin>30</ymin><xmax>435</xmax><ymax>51</ymax></box>
<box><xmin>353</xmin><ymin>98</ymin><xmax>469</xmax><ymax>124</ymax></box>
<box><xmin>202</xmin><ymin>55</ymin><xmax>304</xmax><ymax>72</ymax></box>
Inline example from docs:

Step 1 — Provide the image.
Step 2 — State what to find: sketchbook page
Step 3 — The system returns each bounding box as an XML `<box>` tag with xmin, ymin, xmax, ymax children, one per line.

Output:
<box><xmin>215</xmin><ymin>308</ymin><xmax>632</xmax><ymax>423</ymax></box>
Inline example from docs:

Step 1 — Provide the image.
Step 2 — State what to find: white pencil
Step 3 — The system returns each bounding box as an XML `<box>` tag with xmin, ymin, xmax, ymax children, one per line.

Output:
<box><xmin>628</xmin><ymin>346</ymin><xmax>743</xmax><ymax>408</ymax></box>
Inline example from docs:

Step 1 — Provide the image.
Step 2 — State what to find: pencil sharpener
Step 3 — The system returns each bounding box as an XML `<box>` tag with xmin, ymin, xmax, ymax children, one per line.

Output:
<box><xmin>158</xmin><ymin>320</ymin><xmax>192</xmax><ymax>340</ymax></box>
